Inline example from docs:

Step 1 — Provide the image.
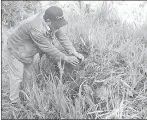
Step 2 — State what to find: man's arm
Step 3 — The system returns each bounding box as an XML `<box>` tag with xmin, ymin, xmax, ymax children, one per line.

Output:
<box><xmin>29</xmin><ymin>27</ymin><xmax>67</xmax><ymax>61</ymax></box>
<box><xmin>55</xmin><ymin>28</ymin><xmax>85</xmax><ymax>62</ymax></box>
<box><xmin>55</xmin><ymin>28</ymin><xmax>77</xmax><ymax>55</ymax></box>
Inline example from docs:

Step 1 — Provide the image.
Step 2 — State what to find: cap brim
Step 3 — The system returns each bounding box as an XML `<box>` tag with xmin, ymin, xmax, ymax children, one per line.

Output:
<box><xmin>52</xmin><ymin>17</ymin><xmax>68</xmax><ymax>30</ymax></box>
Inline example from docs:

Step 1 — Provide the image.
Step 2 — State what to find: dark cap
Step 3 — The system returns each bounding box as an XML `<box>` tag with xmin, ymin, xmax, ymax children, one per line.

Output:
<box><xmin>44</xmin><ymin>6</ymin><xmax>68</xmax><ymax>29</ymax></box>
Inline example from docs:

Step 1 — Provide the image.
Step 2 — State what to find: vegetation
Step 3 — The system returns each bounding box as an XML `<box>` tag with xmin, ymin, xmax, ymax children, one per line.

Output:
<box><xmin>2</xmin><ymin>1</ymin><xmax>41</xmax><ymax>28</ymax></box>
<box><xmin>2</xmin><ymin>1</ymin><xmax>147</xmax><ymax>119</ymax></box>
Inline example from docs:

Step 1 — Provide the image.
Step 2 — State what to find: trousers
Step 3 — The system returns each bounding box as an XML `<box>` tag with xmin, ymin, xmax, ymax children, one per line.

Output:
<box><xmin>6</xmin><ymin>48</ymin><xmax>35</xmax><ymax>103</ymax></box>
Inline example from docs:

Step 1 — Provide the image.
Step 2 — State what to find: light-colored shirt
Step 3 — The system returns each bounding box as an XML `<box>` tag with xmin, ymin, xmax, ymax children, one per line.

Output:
<box><xmin>7</xmin><ymin>12</ymin><xmax>76</xmax><ymax>63</ymax></box>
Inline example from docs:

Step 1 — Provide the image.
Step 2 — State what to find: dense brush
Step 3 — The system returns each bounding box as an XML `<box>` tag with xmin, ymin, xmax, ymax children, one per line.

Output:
<box><xmin>2</xmin><ymin>1</ymin><xmax>147</xmax><ymax>119</ymax></box>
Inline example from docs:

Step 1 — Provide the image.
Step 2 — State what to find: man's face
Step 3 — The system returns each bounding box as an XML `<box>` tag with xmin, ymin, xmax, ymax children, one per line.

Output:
<box><xmin>46</xmin><ymin>19</ymin><xmax>59</xmax><ymax>32</ymax></box>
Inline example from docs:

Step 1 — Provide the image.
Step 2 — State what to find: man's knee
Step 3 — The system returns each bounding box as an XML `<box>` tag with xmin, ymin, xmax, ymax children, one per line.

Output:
<box><xmin>23</xmin><ymin>63</ymin><xmax>34</xmax><ymax>81</ymax></box>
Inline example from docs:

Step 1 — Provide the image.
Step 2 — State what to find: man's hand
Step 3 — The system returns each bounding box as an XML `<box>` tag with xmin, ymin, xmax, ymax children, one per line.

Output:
<box><xmin>73</xmin><ymin>52</ymin><xmax>85</xmax><ymax>62</ymax></box>
<box><xmin>64</xmin><ymin>56</ymin><xmax>79</xmax><ymax>66</ymax></box>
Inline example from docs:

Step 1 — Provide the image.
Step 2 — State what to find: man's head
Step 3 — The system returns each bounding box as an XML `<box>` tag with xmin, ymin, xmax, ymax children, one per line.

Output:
<box><xmin>43</xmin><ymin>6</ymin><xmax>68</xmax><ymax>31</ymax></box>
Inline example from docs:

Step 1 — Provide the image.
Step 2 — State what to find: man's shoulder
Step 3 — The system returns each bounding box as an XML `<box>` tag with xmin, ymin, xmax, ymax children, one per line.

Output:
<box><xmin>23</xmin><ymin>14</ymin><xmax>39</xmax><ymax>24</ymax></box>
<box><xmin>13</xmin><ymin>13</ymin><xmax>41</xmax><ymax>31</ymax></box>
<box><xmin>22</xmin><ymin>13</ymin><xmax>42</xmax><ymax>26</ymax></box>
<box><xmin>29</xmin><ymin>13</ymin><xmax>45</xmax><ymax>31</ymax></box>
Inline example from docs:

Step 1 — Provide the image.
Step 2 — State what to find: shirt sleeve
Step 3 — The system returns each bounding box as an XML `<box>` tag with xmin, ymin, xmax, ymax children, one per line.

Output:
<box><xmin>55</xmin><ymin>28</ymin><xmax>77</xmax><ymax>55</ymax></box>
<box><xmin>29</xmin><ymin>27</ymin><xmax>67</xmax><ymax>61</ymax></box>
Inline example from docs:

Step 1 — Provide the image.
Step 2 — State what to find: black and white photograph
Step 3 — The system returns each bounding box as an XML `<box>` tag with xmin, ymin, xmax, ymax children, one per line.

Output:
<box><xmin>1</xmin><ymin>1</ymin><xmax>147</xmax><ymax>119</ymax></box>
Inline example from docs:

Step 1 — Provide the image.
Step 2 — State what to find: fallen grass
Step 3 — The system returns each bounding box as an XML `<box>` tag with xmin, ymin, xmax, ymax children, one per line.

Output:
<box><xmin>2</xmin><ymin>2</ymin><xmax>147</xmax><ymax>119</ymax></box>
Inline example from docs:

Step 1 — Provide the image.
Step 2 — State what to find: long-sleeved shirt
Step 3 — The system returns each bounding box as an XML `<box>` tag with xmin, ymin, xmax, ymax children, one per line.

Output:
<box><xmin>7</xmin><ymin>12</ymin><xmax>77</xmax><ymax>63</ymax></box>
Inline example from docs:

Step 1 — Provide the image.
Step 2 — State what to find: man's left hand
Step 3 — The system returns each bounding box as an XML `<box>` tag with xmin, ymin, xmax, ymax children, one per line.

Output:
<box><xmin>74</xmin><ymin>52</ymin><xmax>85</xmax><ymax>62</ymax></box>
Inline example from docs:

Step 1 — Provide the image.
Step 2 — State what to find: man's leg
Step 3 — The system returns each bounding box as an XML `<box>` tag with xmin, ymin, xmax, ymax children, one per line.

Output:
<box><xmin>22</xmin><ymin>63</ymin><xmax>35</xmax><ymax>91</ymax></box>
<box><xmin>21</xmin><ymin>63</ymin><xmax>33</xmax><ymax>91</ymax></box>
<box><xmin>7</xmin><ymin>49</ymin><xmax>24</xmax><ymax>103</ymax></box>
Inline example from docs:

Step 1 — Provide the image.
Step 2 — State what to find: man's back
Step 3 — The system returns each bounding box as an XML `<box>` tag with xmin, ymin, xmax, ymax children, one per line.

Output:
<box><xmin>7</xmin><ymin>13</ymin><xmax>43</xmax><ymax>63</ymax></box>
<box><xmin>12</xmin><ymin>13</ymin><xmax>38</xmax><ymax>33</ymax></box>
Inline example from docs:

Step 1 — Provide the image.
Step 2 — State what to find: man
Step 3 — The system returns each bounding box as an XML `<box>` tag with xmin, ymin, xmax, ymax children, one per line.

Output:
<box><xmin>6</xmin><ymin>6</ymin><xmax>84</xmax><ymax>104</ymax></box>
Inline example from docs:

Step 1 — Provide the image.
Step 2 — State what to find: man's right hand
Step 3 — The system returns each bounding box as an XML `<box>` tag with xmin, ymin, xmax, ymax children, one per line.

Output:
<box><xmin>64</xmin><ymin>56</ymin><xmax>79</xmax><ymax>66</ymax></box>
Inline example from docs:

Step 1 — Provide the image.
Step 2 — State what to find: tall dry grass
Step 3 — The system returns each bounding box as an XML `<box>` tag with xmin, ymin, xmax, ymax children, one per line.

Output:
<box><xmin>2</xmin><ymin>2</ymin><xmax>147</xmax><ymax>119</ymax></box>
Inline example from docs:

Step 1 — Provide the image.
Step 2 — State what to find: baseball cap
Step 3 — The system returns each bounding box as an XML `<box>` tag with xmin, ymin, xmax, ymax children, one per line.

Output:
<box><xmin>44</xmin><ymin>6</ymin><xmax>68</xmax><ymax>30</ymax></box>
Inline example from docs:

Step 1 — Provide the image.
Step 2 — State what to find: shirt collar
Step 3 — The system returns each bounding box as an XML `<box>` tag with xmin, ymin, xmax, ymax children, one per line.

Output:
<box><xmin>41</xmin><ymin>13</ymin><xmax>51</xmax><ymax>32</ymax></box>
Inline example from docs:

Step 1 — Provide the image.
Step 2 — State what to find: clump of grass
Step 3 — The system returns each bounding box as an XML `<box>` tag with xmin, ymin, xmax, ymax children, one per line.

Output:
<box><xmin>2</xmin><ymin>1</ymin><xmax>147</xmax><ymax>119</ymax></box>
